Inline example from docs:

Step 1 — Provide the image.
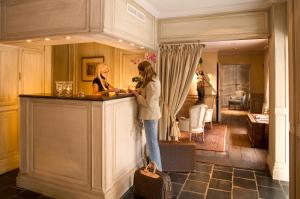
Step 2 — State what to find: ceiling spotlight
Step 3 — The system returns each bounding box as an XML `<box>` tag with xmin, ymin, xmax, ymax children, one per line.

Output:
<box><xmin>140</xmin><ymin>46</ymin><xmax>144</xmax><ymax>49</ymax></box>
<box><xmin>66</xmin><ymin>36</ymin><xmax>71</xmax><ymax>40</ymax></box>
<box><xmin>118</xmin><ymin>39</ymin><xmax>123</xmax><ymax>42</ymax></box>
<box><xmin>130</xmin><ymin>43</ymin><xmax>135</xmax><ymax>46</ymax></box>
<box><xmin>26</xmin><ymin>39</ymin><xmax>32</xmax><ymax>43</ymax></box>
<box><xmin>45</xmin><ymin>38</ymin><xmax>50</xmax><ymax>41</ymax></box>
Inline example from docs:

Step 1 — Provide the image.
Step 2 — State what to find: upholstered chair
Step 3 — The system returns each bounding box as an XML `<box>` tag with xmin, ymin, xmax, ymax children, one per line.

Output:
<box><xmin>179</xmin><ymin>104</ymin><xmax>207</xmax><ymax>141</ymax></box>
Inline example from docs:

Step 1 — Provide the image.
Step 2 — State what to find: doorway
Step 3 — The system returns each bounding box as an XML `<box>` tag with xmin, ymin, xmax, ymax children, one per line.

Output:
<box><xmin>220</xmin><ymin>64</ymin><xmax>250</xmax><ymax>109</ymax></box>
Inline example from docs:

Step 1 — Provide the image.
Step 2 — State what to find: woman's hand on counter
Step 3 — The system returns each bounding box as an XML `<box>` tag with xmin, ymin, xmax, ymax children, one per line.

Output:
<box><xmin>128</xmin><ymin>89</ymin><xmax>139</xmax><ymax>97</ymax></box>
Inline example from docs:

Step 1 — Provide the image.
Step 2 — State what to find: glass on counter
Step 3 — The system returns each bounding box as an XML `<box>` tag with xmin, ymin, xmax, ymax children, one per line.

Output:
<box><xmin>56</xmin><ymin>81</ymin><xmax>73</xmax><ymax>96</ymax></box>
<box><xmin>64</xmin><ymin>81</ymin><xmax>73</xmax><ymax>96</ymax></box>
<box><xmin>56</xmin><ymin>81</ymin><xmax>64</xmax><ymax>96</ymax></box>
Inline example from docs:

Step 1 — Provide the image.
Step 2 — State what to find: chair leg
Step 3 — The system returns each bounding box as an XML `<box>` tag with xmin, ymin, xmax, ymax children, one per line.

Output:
<box><xmin>203</xmin><ymin>132</ymin><xmax>205</xmax><ymax>142</ymax></box>
<box><xmin>189</xmin><ymin>133</ymin><xmax>192</xmax><ymax>142</ymax></box>
<box><xmin>210</xmin><ymin>121</ymin><xmax>213</xmax><ymax>129</ymax></box>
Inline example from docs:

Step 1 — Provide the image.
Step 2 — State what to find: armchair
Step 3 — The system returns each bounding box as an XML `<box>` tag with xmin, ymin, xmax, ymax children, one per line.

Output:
<box><xmin>228</xmin><ymin>90</ymin><xmax>246</xmax><ymax>109</ymax></box>
<box><xmin>178</xmin><ymin>104</ymin><xmax>207</xmax><ymax>141</ymax></box>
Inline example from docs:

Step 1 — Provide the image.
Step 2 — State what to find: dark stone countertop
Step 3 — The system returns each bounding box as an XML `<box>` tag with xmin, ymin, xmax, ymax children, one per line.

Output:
<box><xmin>19</xmin><ymin>93</ymin><xmax>134</xmax><ymax>101</ymax></box>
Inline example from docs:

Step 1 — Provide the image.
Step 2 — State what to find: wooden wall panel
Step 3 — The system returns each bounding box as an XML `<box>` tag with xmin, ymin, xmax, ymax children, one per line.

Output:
<box><xmin>20</xmin><ymin>49</ymin><xmax>44</xmax><ymax>94</ymax></box>
<box><xmin>0</xmin><ymin>45</ymin><xmax>19</xmax><ymax>174</ymax></box>
<box><xmin>0</xmin><ymin>47</ymin><xmax>18</xmax><ymax>105</ymax></box>
<box><xmin>159</xmin><ymin>11</ymin><xmax>269</xmax><ymax>42</ymax></box>
<box><xmin>0</xmin><ymin>110</ymin><xmax>19</xmax><ymax>174</ymax></box>
<box><xmin>1</xmin><ymin>0</ymin><xmax>89</xmax><ymax>40</ymax></box>
<box><xmin>104</xmin><ymin>0</ymin><xmax>156</xmax><ymax>49</ymax></box>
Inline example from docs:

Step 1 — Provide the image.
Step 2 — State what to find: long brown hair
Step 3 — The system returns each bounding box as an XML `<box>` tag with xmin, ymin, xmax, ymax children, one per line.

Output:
<box><xmin>138</xmin><ymin>61</ymin><xmax>157</xmax><ymax>88</ymax></box>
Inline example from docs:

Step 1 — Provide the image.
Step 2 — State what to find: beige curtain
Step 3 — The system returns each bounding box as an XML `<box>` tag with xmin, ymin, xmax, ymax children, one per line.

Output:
<box><xmin>159</xmin><ymin>43</ymin><xmax>204</xmax><ymax>141</ymax></box>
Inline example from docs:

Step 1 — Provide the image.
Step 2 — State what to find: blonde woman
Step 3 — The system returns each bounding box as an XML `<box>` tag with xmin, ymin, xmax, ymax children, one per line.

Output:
<box><xmin>129</xmin><ymin>61</ymin><xmax>162</xmax><ymax>171</ymax></box>
<box><xmin>93</xmin><ymin>63</ymin><xmax>119</xmax><ymax>95</ymax></box>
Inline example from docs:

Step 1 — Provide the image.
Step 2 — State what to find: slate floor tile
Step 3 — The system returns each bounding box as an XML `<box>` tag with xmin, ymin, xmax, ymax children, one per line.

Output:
<box><xmin>178</xmin><ymin>191</ymin><xmax>204</xmax><ymax>199</ymax></box>
<box><xmin>233</xmin><ymin>177</ymin><xmax>256</xmax><ymax>190</ymax></box>
<box><xmin>188</xmin><ymin>172</ymin><xmax>210</xmax><ymax>182</ymax></box>
<box><xmin>212</xmin><ymin>170</ymin><xmax>232</xmax><ymax>181</ymax></box>
<box><xmin>209</xmin><ymin>178</ymin><xmax>232</xmax><ymax>191</ymax></box>
<box><xmin>169</xmin><ymin>173</ymin><xmax>188</xmax><ymax>184</ymax></box>
<box><xmin>233</xmin><ymin>187</ymin><xmax>259</xmax><ymax>199</ymax></box>
<box><xmin>206</xmin><ymin>189</ymin><xmax>231</xmax><ymax>199</ymax></box>
<box><xmin>195</xmin><ymin>163</ymin><xmax>212</xmax><ymax>173</ymax></box>
<box><xmin>183</xmin><ymin>180</ymin><xmax>207</xmax><ymax>194</ymax></box>
<box><xmin>172</xmin><ymin>182</ymin><xmax>182</xmax><ymax>195</ymax></box>
<box><xmin>16</xmin><ymin>190</ymin><xmax>41</xmax><ymax>199</ymax></box>
<box><xmin>258</xmin><ymin>186</ymin><xmax>286</xmax><ymax>199</ymax></box>
<box><xmin>282</xmin><ymin>184</ymin><xmax>289</xmax><ymax>196</ymax></box>
<box><xmin>234</xmin><ymin>169</ymin><xmax>254</xmax><ymax>179</ymax></box>
<box><xmin>214</xmin><ymin>165</ymin><xmax>233</xmax><ymax>173</ymax></box>
<box><xmin>255</xmin><ymin>170</ymin><xmax>271</xmax><ymax>177</ymax></box>
<box><xmin>0</xmin><ymin>186</ymin><xmax>24</xmax><ymax>199</ymax></box>
<box><xmin>256</xmin><ymin>175</ymin><xmax>281</xmax><ymax>188</ymax></box>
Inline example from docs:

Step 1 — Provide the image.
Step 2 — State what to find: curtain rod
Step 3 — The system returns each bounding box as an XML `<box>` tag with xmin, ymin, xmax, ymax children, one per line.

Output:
<box><xmin>159</xmin><ymin>41</ymin><xmax>205</xmax><ymax>47</ymax></box>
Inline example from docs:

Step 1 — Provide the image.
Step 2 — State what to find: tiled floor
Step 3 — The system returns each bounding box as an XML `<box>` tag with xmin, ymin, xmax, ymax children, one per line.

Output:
<box><xmin>196</xmin><ymin>108</ymin><xmax>268</xmax><ymax>171</ymax></box>
<box><xmin>0</xmin><ymin>169</ymin><xmax>52</xmax><ymax>199</ymax></box>
<box><xmin>121</xmin><ymin>162</ymin><xmax>289</xmax><ymax>199</ymax></box>
<box><xmin>0</xmin><ymin>109</ymin><xmax>287</xmax><ymax>199</ymax></box>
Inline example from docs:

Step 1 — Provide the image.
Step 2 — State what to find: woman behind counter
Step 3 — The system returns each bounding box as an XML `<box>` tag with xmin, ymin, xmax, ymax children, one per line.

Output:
<box><xmin>128</xmin><ymin>61</ymin><xmax>162</xmax><ymax>171</ymax></box>
<box><xmin>93</xmin><ymin>63</ymin><xmax>119</xmax><ymax>95</ymax></box>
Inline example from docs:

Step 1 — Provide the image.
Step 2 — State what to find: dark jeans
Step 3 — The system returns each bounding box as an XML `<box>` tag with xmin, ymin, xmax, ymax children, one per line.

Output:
<box><xmin>197</xmin><ymin>87</ymin><xmax>205</xmax><ymax>103</ymax></box>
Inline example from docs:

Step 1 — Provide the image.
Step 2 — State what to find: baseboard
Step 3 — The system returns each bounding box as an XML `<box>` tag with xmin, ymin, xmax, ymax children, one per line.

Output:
<box><xmin>267</xmin><ymin>157</ymin><xmax>289</xmax><ymax>181</ymax></box>
<box><xmin>0</xmin><ymin>152</ymin><xmax>19</xmax><ymax>174</ymax></box>
<box><xmin>17</xmin><ymin>166</ymin><xmax>138</xmax><ymax>199</ymax></box>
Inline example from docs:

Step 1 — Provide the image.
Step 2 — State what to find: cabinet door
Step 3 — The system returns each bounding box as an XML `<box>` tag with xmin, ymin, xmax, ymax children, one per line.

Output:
<box><xmin>19</xmin><ymin>49</ymin><xmax>44</xmax><ymax>94</ymax></box>
<box><xmin>0</xmin><ymin>46</ymin><xmax>19</xmax><ymax>174</ymax></box>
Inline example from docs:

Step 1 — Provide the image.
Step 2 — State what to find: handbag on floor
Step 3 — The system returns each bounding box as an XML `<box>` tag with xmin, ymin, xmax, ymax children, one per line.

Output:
<box><xmin>133</xmin><ymin>162</ymin><xmax>172</xmax><ymax>199</ymax></box>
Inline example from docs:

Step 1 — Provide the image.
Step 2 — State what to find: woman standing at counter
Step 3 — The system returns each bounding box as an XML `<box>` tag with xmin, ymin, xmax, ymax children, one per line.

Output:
<box><xmin>93</xmin><ymin>63</ymin><xmax>119</xmax><ymax>95</ymax></box>
<box><xmin>129</xmin><ymin>61</ymin><xmax>162</xmax><ymax>171</ymax></box>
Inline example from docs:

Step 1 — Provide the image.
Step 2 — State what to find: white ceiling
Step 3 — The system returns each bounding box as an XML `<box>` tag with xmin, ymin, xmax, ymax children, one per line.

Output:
<box><xmin>203</xmin><ymin>39</ymin><xmax>268</xmax><ymax>53</ymax></box>
<box><xmin>134</xmin><ymin>0</ymin><xmax>272</xmax><ymax>18</ymax></box>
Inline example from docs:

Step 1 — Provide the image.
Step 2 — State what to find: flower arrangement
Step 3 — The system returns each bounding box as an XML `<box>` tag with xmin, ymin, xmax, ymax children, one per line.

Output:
<box><xmin>130</xmin><ymin>52</ymin><xmax>157</xmax><ymax>65</ymax></box>
<box><xmin>130</xmin><ymin>52</ymin><xmax>157</xmax><ymax>88</ymax></box>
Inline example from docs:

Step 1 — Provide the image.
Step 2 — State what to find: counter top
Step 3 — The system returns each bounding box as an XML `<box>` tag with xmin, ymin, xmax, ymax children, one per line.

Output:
<box><xmin>19</xmin><ymin>93</ymin><xmax>134</xmax><ymax>101</ymax></box>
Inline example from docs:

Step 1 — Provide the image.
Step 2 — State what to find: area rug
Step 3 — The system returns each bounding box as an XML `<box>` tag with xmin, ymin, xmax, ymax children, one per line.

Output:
<box><xmin>180</xmin><ymin>124</ymin><xmax>228</xmax><ymax>152</ymax></box>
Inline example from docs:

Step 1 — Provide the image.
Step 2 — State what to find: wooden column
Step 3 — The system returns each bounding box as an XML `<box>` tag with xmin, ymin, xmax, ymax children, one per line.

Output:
<box><xmin>288</xmin><ymin>0</ymin><xmax>300</xmax><ymax>198</ymax></box>
<box><xmin>268</xmin><ymin>2</ymin><xmax>289</xmax><ymax>181</ymax></box>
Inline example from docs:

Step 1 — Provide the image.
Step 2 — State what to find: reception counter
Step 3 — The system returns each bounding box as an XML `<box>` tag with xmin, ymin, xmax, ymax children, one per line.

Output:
<box><xmin>18</xmin><ymin>94</ymin><xmax>143</xmax><ymax>199</ymax></box>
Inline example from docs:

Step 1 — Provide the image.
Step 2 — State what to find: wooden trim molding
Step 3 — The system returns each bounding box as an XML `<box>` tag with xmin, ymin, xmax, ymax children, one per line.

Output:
<box><xmin>158</xmin><ymin>11</ymin><xmax>269</xmax><ymax>42</ymax></box>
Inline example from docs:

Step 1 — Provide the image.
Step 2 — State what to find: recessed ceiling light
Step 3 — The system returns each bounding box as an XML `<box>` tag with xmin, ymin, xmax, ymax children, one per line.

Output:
<box><xmin>45</xmin><ymin>38</ymin><xmax>50</xmax><ymax>41</ymax></box>
<box><xmin>140</xmin><ymin>46</ymin><xmax>144</xmax><ymax>49</ymax></box>
<box><xmin>26</xmin><ymin>39</ymin><xmax>32</xmax><ymax>43</ymax></box>
<box><xmin>66</xmin><ymin>36</ymin><xmax>71</xmax><ymax>40</ymax></box>
<box><xmin>118</xmin><ymin>39</ymin><xmax>123</xmax><ymax>42</ymax></box>
<box><xmin>130</xmin><ymin>43</ymin><xmax>135</xmax><ymax>46</ymax></box>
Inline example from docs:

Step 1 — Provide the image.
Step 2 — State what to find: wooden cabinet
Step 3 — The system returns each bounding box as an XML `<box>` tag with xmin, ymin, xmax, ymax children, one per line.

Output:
<box><xmin>1</xmin><ymin>0</ymin><xmax>100</xmax><ymax>40</ymax></box>
<box><xmin>104</xmin><ymin>0</ymin><xmax>156</xmax><ymax>49</ymax></box>
<box><xmin>247</xmin><ymin>113</ymin><xmax>269</xmax><ymax>149</ymax></box>
<box><xmin>0</xmin><ymin>0</ymin><xmax>156</xmax><ymax>49</ymax></box>
<box><xmin>250</xmin><ymin>93</ymin><xmax>264</xmax><ymax>113</ymax></box>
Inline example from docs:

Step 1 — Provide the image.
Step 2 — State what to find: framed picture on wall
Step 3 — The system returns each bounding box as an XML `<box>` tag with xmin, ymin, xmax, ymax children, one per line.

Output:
<box><xmin>82</xmin><ymin>57</ymin><xmax>104</xmax><ymax>81</ymax></box>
